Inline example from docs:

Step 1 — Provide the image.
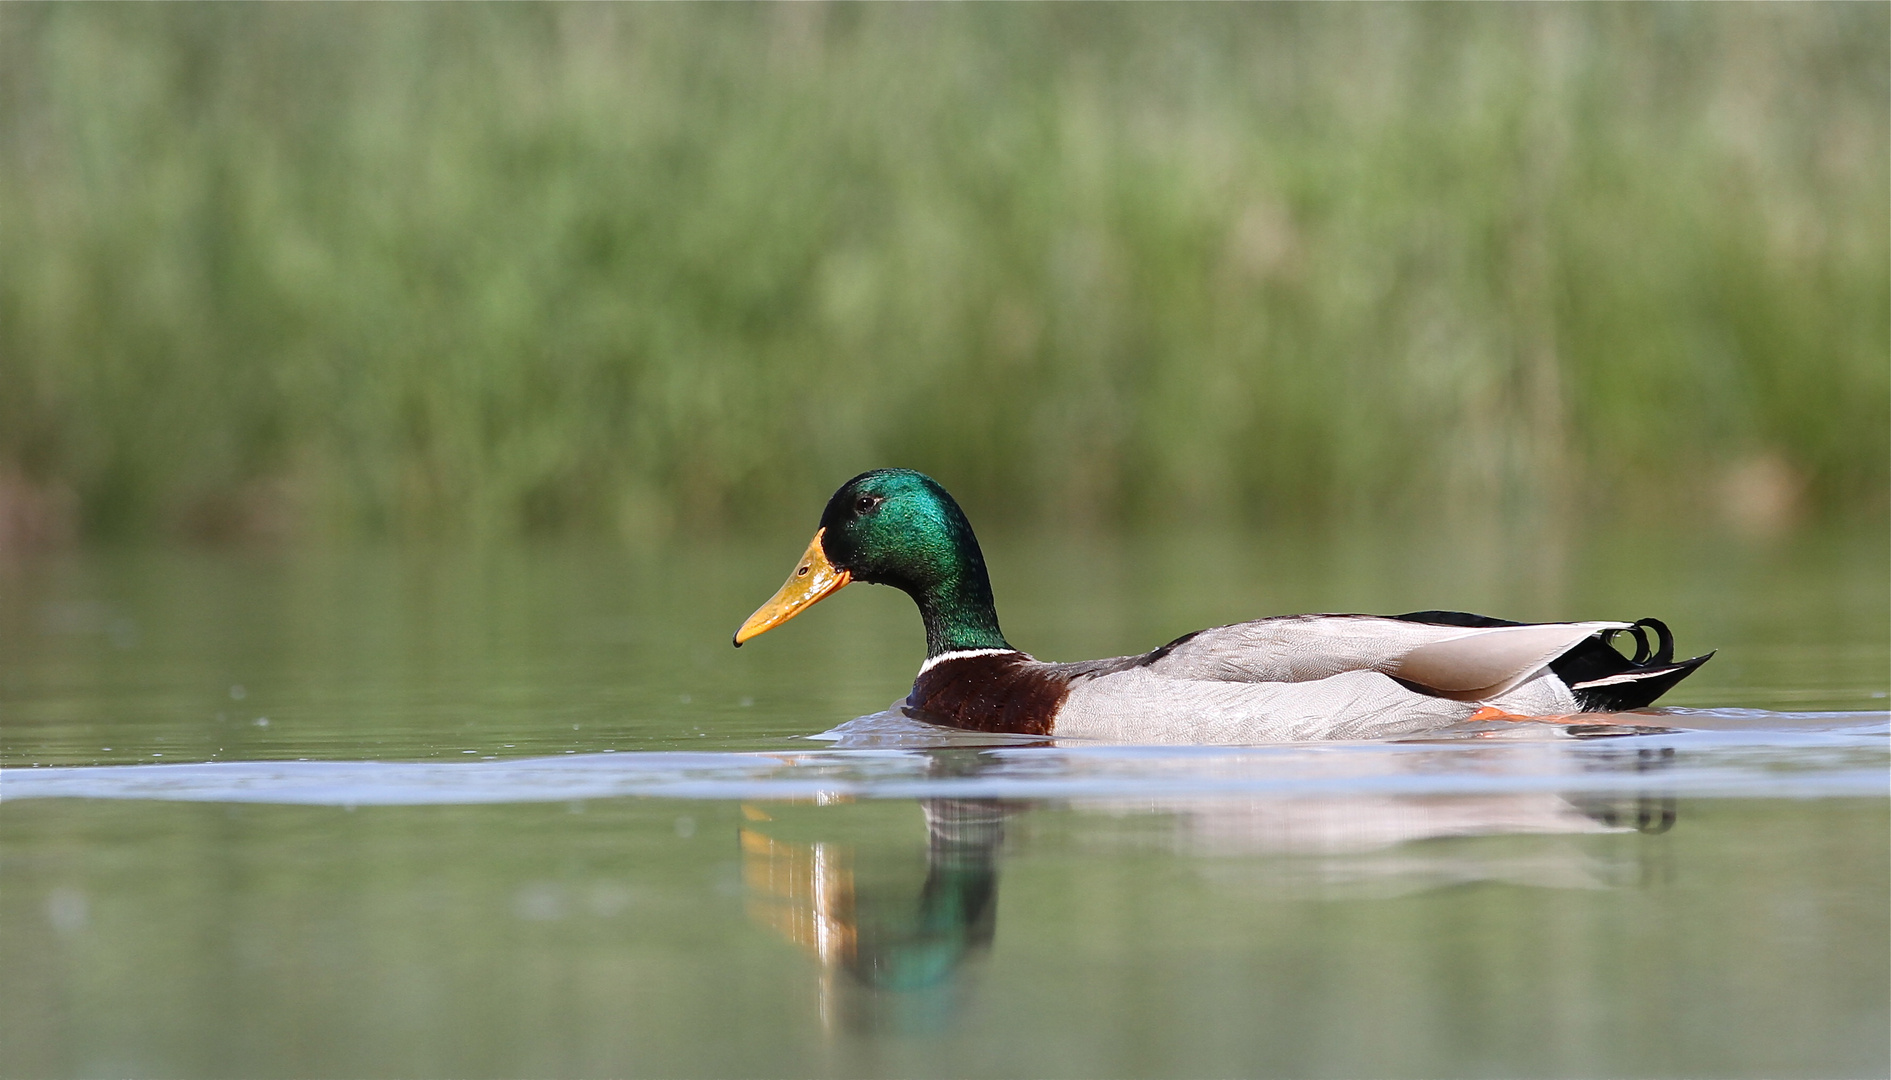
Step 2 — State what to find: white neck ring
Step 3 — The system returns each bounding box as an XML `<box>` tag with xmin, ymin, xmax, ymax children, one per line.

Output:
<box><xmin>917</xmin><ymin>648</ymin><xmax>1025</xmax><ymax>675</ymax></box>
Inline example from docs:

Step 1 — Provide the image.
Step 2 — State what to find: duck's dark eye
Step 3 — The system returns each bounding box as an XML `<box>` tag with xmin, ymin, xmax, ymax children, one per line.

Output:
<box><xmin>855</xmin><ymin>495</ymin><xmax>878</xmax><ymax>515</ymax></box>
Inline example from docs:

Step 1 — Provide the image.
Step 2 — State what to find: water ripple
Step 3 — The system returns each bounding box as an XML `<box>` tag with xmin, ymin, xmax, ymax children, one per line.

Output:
<box><xmin>2</xmin><ymin>710</ymin><xmax>1882</xmax><ymax>805</ymax></box>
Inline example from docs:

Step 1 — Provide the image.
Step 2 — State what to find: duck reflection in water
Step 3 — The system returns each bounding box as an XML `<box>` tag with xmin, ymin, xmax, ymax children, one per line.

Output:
<box><xmin>737</xmin><ymin>746</ymin><xmax>1680</xmax><ymax>1036</ymax></box>
<box><xmin>739</xmin><ymin>795</ymin><xmax>1009</xmax><ymax>1035</ymax></box>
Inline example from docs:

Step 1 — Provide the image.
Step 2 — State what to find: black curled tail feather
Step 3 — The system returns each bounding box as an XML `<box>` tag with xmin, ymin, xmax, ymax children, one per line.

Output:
<box><xmin>1599</xmin><ymin>618</ymin><xmax>1674</xmax><ymax>666</ymax></box>
<box><xmin>1554</xmin><ymin>617</ymin><xmax>1710</xmax><ymax>711</ymax></box>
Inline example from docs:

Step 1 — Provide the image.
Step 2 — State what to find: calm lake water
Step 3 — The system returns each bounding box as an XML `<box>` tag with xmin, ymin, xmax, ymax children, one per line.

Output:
<box><xmin>2</xmin><ymin>522</ymin><xmax>1886</xmax><ymax>1078</ymax></box>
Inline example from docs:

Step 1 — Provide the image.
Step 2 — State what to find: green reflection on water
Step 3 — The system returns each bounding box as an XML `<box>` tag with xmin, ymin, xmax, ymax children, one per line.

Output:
<box><xmin>1</xmin><ymin>522</ymin><xmax>1885</xmax><ymax>767</ymax></box>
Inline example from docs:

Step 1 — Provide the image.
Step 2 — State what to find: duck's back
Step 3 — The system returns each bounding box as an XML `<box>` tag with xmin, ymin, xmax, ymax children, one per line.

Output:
<box><xmin>1132</xmin><ymin>615</ymin><xmax>1626</xmax><ymax>696</ymax></box>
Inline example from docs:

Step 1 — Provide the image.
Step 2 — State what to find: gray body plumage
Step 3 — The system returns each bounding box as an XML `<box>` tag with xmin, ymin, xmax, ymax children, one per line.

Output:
<box><xmin>1045</xmin><ymin>615</ymin><xmax>1622</xmax><ymax>742</ymax></box>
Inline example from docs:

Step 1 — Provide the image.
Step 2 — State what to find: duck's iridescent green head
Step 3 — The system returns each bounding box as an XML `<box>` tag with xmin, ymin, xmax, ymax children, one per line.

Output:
<box><xmin>817</xmin><ymin>470</ymin><xmax>982</xmax><ymax>593</ymax></box>
<box><xmin>734</xmin><ymin>469</ymin><xmax>1010</xmax><ymax>657</ymax></box>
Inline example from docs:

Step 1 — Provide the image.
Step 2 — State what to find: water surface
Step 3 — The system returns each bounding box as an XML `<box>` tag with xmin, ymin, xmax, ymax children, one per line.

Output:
<box><xmin>2</xmin><ymin>524</ymin><xmax>1885</xmax><ymax>1077</ymax></box>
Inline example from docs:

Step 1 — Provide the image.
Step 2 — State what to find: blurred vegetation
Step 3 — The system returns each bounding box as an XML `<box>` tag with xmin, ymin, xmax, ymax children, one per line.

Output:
<box><xmin>1</xmin><ymin>3</ymin><xmax>1884</xmax><ymax>543</ymax></box>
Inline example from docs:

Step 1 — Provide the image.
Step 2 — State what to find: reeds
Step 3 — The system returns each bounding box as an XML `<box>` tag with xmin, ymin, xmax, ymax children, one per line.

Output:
<box><xmin>2</xmin><ymin>4</ymin><xmax>1884</xmax><ymax>541</ymax></box>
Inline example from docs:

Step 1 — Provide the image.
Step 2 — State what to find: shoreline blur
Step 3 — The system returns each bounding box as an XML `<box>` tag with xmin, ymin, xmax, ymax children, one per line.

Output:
<box><xmin>3</xmin><ymin>4</ymin><xmax>1885</xmax><ymax>546</ymax></box>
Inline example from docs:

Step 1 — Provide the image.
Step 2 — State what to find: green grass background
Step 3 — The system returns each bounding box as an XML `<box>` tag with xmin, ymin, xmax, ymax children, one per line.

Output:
<box><xmin>2</xmin><ymin>3</ymin><xmax>1885</xmax><ymax>541</ymax></box>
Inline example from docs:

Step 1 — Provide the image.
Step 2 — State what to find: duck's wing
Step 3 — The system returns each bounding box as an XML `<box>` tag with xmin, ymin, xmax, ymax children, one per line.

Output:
<box><xmin>1135</xmin><ymin>615</ymin><xmax>1630</xmax><ymax>701</ymax></box>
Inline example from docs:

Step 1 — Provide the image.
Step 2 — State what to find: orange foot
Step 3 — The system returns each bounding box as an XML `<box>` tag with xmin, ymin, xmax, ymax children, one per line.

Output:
<box><xmin>1467</xmin><ymin>706</ymin><xmax>1585</xmax><ymax>724</ymax></box>
<box><xmin>1467</xmin><ymin>706</ymin><xmax>1536</xmax><ymax>723</ymax></box>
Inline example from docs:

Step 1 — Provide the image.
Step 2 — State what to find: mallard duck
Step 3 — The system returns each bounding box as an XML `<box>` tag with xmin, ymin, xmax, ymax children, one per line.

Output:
<box><xmin>734</xmin><ymin>470</ymin><xmax>1711</xmax><ymax>741</ymax></box>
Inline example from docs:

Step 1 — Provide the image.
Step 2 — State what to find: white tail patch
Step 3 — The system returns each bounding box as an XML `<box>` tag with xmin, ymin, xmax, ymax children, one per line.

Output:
<box><xmin>1571</xmin><ymin>668</ymin><xmax>1671</xmax><ymax>690</ymax></box>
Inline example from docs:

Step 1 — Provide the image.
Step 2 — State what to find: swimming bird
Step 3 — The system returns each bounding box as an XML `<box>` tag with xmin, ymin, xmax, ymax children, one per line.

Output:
<box><xmin>733</xmin><ymin>469</ymin><xmax>1711</xmax><ymax>741</ymax></box>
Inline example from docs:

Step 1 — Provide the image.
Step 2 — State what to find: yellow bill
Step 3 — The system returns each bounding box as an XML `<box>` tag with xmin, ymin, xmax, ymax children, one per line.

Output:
<box><xmin>733</xmin><ymin>529</ymin><xmax>852</xmax><ymax>646</ymax></box>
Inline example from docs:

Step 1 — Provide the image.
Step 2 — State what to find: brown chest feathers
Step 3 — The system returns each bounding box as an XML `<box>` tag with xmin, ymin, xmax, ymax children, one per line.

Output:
<box><xmin>905</xmin><ymin>652</ymin><xmax>1072</xmax><ymax>736</ymax></box>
